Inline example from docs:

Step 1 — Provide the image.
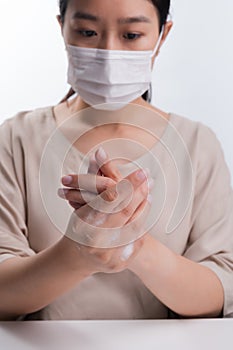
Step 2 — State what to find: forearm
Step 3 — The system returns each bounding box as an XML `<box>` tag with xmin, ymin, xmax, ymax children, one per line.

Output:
<box><xmin>128</xmin><ymin>235</ymin><xmax>224</xmax><ymax>317</ymax></box>
<box><xmin>0</xmin><ymin>237</ymin><xmax>91</xmax><ymax>320</ymax></box>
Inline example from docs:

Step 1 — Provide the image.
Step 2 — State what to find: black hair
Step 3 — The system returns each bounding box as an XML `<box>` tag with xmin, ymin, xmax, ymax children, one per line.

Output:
<box><xmin>59</xmin><ymin>0</ymin><xmax>171</xmax><ymax>103</ymax></box>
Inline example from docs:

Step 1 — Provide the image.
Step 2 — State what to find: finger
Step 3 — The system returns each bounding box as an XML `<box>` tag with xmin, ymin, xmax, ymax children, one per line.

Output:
<box><xmin>120</xmin><ymin>197</ymin><xmax>152</xmax><ymax>242</ymax></box>
<box><xmin>65</xmin><ymin>179</ymin><xmax>152</xmax><ymax>248</ymax></box>
<box><xmin>107</xmin><ymin>176</ymin><xmax>154</xmax><ymax>227</ymax></box>
<box><xmin>70</xmin><ymin>168</ymin><xmax>152</xmax><ymax>229</ymax></box>
<box><xmin>77</xmin><ymin>178</ymin><xmax>133</xmax><ymax>219</ymax></box>
<box><xmin>68</xmin><ymin>201</ymin><xmax>82</xmax><ymax>210</ymax></box>
<box><xmin>122</xmin><ymin>167</ymin><xmax>151</xmax><ymax>191</ymax></box>
<box><xmin>88</xmin><ymin>152</ymin><xmax>102</xmax><ymax>176</ymax></box>
<box><xmin>58</xmin><ymin>188</ymin><xmax>97</xmax><ymax>204</ymax></box>
<box><xmin>61</xmin><ymin>173</ymin><xmax>116</xmax><ymax>193</ymax></box>
<box><xmin>95</xmin><ymin>146</ymin><xmax>123</xmax><ymax>182</ymax></box>
<box><xmin>87</xmin><ymin>168</ymin><xmax>152</xmax><ymax>218</ymax></box>
<box><xmin>101</xmin><ymin>167</ymin><xmax>151</xmax><ymax>206</ymax></box>
<box><xmin>125</xmin><ymin>194</ymin><xmax>153</xmax><ymax>226</ymax></box>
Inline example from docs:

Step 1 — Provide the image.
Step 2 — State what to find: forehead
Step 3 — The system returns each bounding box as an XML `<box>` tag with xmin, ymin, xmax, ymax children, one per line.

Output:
<box><xmin>66</xmin><ymin>0</ymin><xmax>158</xmax><ymax>22</ymax></box>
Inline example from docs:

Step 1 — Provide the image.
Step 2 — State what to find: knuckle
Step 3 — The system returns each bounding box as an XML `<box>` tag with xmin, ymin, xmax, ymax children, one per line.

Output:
<box><xmin>137</xmin><ymin>237</ymin><xmax>145</xmax><ymax>248</ymax></box>
<box><xmin>102</xmin><ymin>188</ymin><xmax>118</xmax><ymax>202</ymax></box>
<box><xmin>108</xmin><ymin>258</ymin><xmax>125</xmax><ymax>271</ymax></box>
<box><xmin>88</xmin><ymin>248</ymin><xmax>109</xmax><ymax>263</ymax></box>
<box><xmin>104</xmin><ymin>178</ymin><xmax>116</xmax><ymax>189</ymax></box>
<box><xmin>108</xmin><ymin>262</ymin><xmax>120</xmax><ymax>270</ymax></box>
<box><xmin>99</xmin><ymin>251</ymin><xmax>110</xmax><ymax>264</ymax></box>
<box><xmin>109</xmin><ymin>170</ymin><xmax>122</xmax><ymax>182</ymax></box>
<box><xmin>121</xmin><ymin>205</ymin><xmax>133</xmax><ymax>218</ymax></box>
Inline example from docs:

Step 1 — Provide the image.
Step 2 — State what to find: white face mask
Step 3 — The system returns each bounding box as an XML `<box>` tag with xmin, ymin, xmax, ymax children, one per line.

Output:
<box><xmin>66</xmin><ymin>27</ymin><xmax>164</xmax><ymax>111</ymax></box>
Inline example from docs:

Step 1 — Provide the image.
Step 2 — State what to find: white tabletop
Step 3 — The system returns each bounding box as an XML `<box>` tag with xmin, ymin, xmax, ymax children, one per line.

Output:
<box><xmin>0</xmin><ymin>319</ymin><xmax>232</xmax><ymax>350</ymax></box>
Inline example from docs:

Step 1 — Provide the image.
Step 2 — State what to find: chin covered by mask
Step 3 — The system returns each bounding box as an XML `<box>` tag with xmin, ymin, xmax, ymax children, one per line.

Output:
<box><xmin>66</xmin><ymin>27</ymin><xmax>164</xmax><ymax>111</ymax></box>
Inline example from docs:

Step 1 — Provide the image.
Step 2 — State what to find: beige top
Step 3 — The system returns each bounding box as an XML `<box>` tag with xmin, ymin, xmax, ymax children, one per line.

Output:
<box><xmin>0</xmin><ymin>106</ymin><xmax>233</xmax><ymax>319</ymax></box>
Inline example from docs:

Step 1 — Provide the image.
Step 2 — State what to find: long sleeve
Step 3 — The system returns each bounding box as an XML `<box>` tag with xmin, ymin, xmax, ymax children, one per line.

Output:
<box><xmin>0</xmin><ymin>117</ymin><xmax>35</xmax><ymax>263</ymax></box>
<box><xmin>183</xmin><ymin>123</ymin><xmax>233</xmax><ymax>317</ymax></box>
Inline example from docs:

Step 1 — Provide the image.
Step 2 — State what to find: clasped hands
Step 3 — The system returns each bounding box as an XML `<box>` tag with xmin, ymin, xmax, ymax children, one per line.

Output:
<box><xmin>58</xmin><ymin>147</ymin><xmax>154</xmax><ymax>274</ymax></box>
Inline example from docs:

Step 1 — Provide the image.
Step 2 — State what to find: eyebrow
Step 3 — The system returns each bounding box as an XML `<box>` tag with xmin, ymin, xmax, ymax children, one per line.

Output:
<box><xmin>72</xmin><ymin>12</ymin><xmax>151</xmax><ymax>24</ymax></box>
<box><xmin>118</xmin><ymin>16</ymin><xmax>151</xmax><ymax>24</ymax></box>
<box><xmin>72</xmin><ymin>12</ymin><xmax>99</xmax><ymax>22</ymax></box>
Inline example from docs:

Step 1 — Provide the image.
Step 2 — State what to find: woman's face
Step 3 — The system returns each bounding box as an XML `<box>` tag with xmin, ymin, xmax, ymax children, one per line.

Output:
<box><xmin>59</xmin><ymin>0</ymin><xmax>168</xmax><ymax>52</ymax></box>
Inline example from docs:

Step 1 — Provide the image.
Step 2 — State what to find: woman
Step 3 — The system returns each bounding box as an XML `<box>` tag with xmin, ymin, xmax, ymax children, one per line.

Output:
<box><xmin>0</xmin><ymin>0</ymin><xmax>232</xmax><ymax>320</ymax></box>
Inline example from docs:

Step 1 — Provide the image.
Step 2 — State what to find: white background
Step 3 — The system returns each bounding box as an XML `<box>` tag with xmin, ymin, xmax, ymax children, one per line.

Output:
<box><xmin>0</xmin><ymin>0</ymin><xmax>232</xmax><ymax>182</ymax></box>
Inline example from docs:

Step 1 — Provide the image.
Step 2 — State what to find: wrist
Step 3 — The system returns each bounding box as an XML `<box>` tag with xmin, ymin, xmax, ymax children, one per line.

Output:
<box><xmin>127</xmin><ymin>234</ymin><xmax>154</xmax><ymax>275</ymax></box>
<box><xmin>55</xmin><ymin>236</ymin><xmax>95</xmax><ymax>278</ymax></box>
<box><xmin>128</xmin><ymin>234</ymin><xmax>177</xmax><ymax>279</ymax></box>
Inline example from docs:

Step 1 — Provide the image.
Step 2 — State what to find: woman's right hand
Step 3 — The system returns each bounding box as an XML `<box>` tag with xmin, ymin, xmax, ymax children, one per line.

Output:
<box><xmin>58</xmin><ymin>147</ymin><xmax>122</xmax><ymax>211</ymax></box>
<box><xmin>63</xmin><ymin>167</ymin><xmax>154</xmax><ymax>275</ymax></box>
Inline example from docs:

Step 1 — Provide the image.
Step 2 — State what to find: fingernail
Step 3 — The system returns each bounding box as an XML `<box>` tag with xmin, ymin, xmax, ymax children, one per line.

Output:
<box><xmin>62</xmin><ymin>175</ymin><xmax>73</xmax><ymax>185</ymax></box>
<box><xmin>58</xmin><ymin>188</ymin><xmax>69</xmax><ymax>197</ymax></box>
<box><xmin>96</xmin><ymin>147</ymin><xmax>107</xmax><ymax>162</ymax></box>
<box><xmin>136</xmin><ymin>169</ymin><xmax>147</xmax><ymax>181</ymax></box>
<box><xmin>144</xmin><ymin>168</ymin><xmax>151</xmax><ymax>177</ymax></box>
<box><xmin>147</xmin><ymin>194</ymin><xmax>153</xmax><ymax>204</ymax></box>
<box><xmin>148</xmin><ymin>178</ymin><xmax>155</xmax><ymax>190</ymax></box>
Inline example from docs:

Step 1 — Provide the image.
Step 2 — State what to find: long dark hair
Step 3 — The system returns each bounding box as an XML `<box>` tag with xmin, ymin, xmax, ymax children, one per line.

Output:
<box><xmin>59</xmin><ymin>0</ymin><xmax>171</xmax><ymax>103</ymax></box>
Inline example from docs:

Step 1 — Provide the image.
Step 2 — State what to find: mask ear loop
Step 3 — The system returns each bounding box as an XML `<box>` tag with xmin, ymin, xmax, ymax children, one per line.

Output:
<box><xmin>147</xmin><ymin>25</ymin><xmax>165</xmax><ymax>103</ymax></box>
<box><xmin>146</xmin><ymin>83</ymin><xmax>152</xmax><ymax>103</ymax></box>
<box><xmin>150</xmin><ymin>25</ymin><xmax>165</xmax><ymax>58</ymax></box>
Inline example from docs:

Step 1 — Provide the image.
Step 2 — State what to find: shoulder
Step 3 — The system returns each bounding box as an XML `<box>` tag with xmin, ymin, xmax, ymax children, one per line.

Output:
<box><xmin>0</xmin><ymin>106</ymin><xmax>55</xmax><ymax>156</ymax></box>
<box><xmin>0</xmin><ymin>106</ymin><xmax>54</xmax><ymax>132</ymax></box>
<box><xmin>169</xmin><ymin>112</ymin><xmax>223</xmax><ymax>156</ymax></box>
<box><xmin>169</xmin><ymin>112</ymin><xmax>231</xmax><ymax>184</ymax></box>
<box><xmin>0</xmin><ymin>106</ymin><xmax>55</xmax><ymax>146</ymax></box>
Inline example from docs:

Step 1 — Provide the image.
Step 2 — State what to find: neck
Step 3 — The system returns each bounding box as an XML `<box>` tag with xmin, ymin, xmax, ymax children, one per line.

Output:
<box><xmin>66</xmin><ymin>95</ymin><xmax>152</xmax><ymax>126</ymax></box>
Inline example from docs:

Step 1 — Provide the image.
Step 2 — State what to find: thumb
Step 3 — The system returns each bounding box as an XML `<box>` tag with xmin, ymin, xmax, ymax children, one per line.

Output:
<box><xmin>87</xmin><ymin>152</ymin><xmax>102</xmax><ymax>175</ymax></box>
<box><xmin>95</xmin><ymin>146</ymin><xmax>122</xmax><ymax>182</ymax></box>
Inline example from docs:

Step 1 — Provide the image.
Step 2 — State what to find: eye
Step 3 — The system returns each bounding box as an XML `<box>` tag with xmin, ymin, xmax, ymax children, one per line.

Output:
<box><xmin>123</xmin><ymin>33</ymin><xmax>141</xmax><ymax>40</ymax></box>
<box><xmin>77</xmin><ymin>30</ymin><xmax>97</xmax><ymax>38</ymax></box>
